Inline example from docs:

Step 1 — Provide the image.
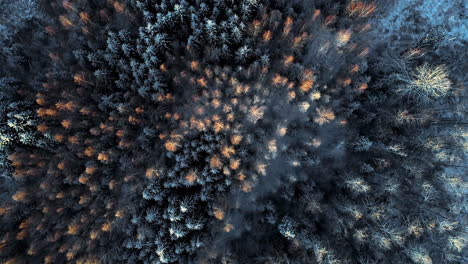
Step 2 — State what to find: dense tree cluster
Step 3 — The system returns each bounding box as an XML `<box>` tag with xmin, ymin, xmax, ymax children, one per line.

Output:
<box><xmin>0</xmin><ymin>0</ymin><xmax>466</xmax><ymax>263</ymax></box>
<box><xmin>0</xmin><ymin>0</ymin><xmax>50</xmax><ymax>179</ymax></box>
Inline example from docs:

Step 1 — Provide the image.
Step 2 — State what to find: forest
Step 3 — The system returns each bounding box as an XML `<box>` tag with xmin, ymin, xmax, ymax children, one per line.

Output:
<box><xmin>0</xmin><ymin>0</ymin><xmax>466</xmax><ymax>263</ymax></box>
